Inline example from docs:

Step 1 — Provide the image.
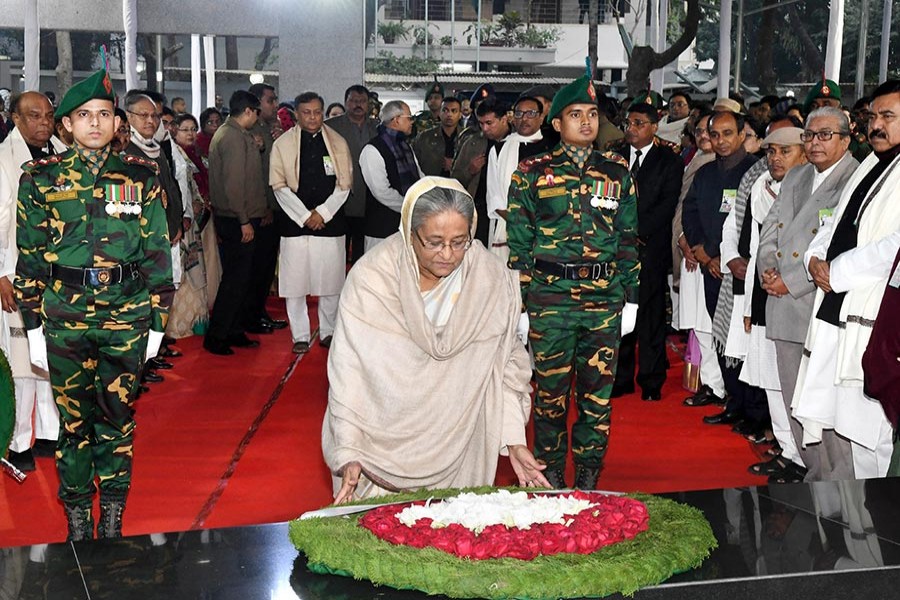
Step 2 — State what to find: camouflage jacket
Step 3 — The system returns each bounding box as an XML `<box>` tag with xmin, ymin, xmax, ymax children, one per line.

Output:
<box><xmin>412</xmin><ymin>110</ymin><xmax>439</xmax><ymax>139</ymax></box>
<box><xmin>15</xmin><ymin>147</ymin><xmax>174</xmax><ymax>332</ymax></box>
<box><xmin>507</xmin><ymin>144</ymin><xmax>640</xmax><ymax>308</ymax></box>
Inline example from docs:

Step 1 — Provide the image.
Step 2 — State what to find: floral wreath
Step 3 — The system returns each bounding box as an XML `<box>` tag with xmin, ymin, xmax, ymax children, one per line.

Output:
<box><xmin>289</xmin><ymin>487</ymin><xmax>717</xmax><ymax>599</ymax></box>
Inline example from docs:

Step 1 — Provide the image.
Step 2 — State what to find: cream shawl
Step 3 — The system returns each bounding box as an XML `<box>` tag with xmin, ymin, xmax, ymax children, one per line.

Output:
<box><xmin>269</xmin><ymin>123</ymin><xmax>352</xmax><ymax>193</ymax></box>
<box><xmin>322</xmin><ymin>177</ymin><xmax>532</xmax><ymax>497</ymax></box>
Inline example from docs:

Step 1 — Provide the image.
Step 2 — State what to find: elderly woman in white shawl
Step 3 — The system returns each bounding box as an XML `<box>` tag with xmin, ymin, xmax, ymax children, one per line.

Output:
<box><xmin>323</xmin><ymin>176</ymin><xmax>550</xmax><ymax>503</ymax></box>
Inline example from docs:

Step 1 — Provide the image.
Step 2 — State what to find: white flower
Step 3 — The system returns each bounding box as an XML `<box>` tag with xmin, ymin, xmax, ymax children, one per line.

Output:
<box><xmin>394</xmin><ymin>490</ymin><xmax>597</xmax><ymax>534</ymax></box>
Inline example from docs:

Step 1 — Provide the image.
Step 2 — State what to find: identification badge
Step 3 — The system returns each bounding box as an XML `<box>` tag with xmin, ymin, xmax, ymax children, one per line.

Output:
<box><xmin>890</xmin><ymin>261</ymin><xmax>900</xmax><ymax>289</ymax></box>
<box><xmin>322</xmin><ymin>156</ymin><xmax>335</xmax><ymax>177</ymax></box>
<box><xmin>46</xmin><ymin>190</ymin><xmax>78</xmax><ymax>202</ymax></box>
<box><xmin>538</xmin><ymin>186</ymin><xmax>566</xmax><ymax>199</ymax></box>
<box><xmin>719</xmin><ymin>189</ymin><xmax>736</xmax><ymax>213</ymax></box>
<box><xmin>818</xmin><ymin>208</ymin><xmax>834</xmax><ymax>229</ymax></box>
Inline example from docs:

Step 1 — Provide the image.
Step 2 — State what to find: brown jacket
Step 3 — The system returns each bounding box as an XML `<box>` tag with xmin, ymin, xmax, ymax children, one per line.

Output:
<box><xmin>208</xmin><ymin>118</ymin><xmax>267</xmax><ymax>223</ymax></box>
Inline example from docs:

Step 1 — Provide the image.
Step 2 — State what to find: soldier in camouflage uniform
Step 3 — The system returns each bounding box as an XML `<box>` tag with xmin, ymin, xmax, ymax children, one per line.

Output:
<box><xmin>412</xmin><ymin>80</ymin><xmax>444</xmax><ymax>139</ymax></box>
<box><xmin>506</xmin><ymin>72</ymin><xmax>640</xmax><ymax>490</ymax></box>
<box><xmin>14</xmin><ymin>70</ymin><xmax>174</xmax><ymax>541</ymax></box>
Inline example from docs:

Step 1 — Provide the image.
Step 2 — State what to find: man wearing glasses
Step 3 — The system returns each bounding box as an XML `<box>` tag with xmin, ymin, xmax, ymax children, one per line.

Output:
<box><xmin>757</xmin><ymin>106</ymin><xmax>858</xmax><ymax>481</ymax></box>
<box><xmin>610</xmin><ymin>102</ymin><xmax>683</xmax><ymax>401</ymax></box>
<box><xmin>507</xmin><ymin>74</ymin><xmax>639</xmax><ymax>490</ymax></box>
<box><xmin>204</xmin><ymin>90</ymin><xmax>267</xmax><ymax>355</ymax></box>
<box><xmin>359</xmin><ymin>100</ymin><xmax>422</xmax><ymax>252</ymax></box>
<box><xmin>658</xmin><ymin>91</ymin><xmax>692</xmax><ymax>146</ymax></box>
<box><xmin>794</xmin><ymin>79</ymin><xmax>900</xmax><ymax>480</ymax></box>
<box><xmin>485</xmin><ymin>95</ymin><xmax>554</xmax><ymax>261</ymax></box>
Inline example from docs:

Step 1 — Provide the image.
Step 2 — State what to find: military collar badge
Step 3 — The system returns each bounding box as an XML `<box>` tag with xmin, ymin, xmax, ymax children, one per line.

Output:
<box><xmin>590</xmin><ymin>180</ymin><xmax>621</xmax><ymax>209</ymax></box>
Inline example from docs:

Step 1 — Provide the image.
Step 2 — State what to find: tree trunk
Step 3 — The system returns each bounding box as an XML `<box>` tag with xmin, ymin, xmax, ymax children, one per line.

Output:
<box><xmin>255</xmin><ymin>37</ymin><xmax>275</xmax><ymax>71</ymax></box>
<box><xmin>588</xmin><ymin>0</ymin><xmax>598</xmax><ymax>79</ymax></box>
<box><xmin>225</xmin><ymin>36</ymin><xmax>239</xmax><ymax>70</ymax></box>
<box><xmin>139</xmin><ymin>34</ymin><xmax>158</xmax><ymax>92</ymax></box>
<box><xmin>55</xmin><ymin>31</ymin><xmax>73</xmax><ymax>98</ymax></box>
<box><xmin>786</xmin><ymin>4</ymin><xmax>824</xmax><ymax>80</ymax></box>
<box><xmin>625</xmin><ymin>0</ymin><xmax>700</xmax><ymax>96</ymax></box>
<box><xmin>757</xmin><ymin>0</ymin><xmax>776</xmax><ymax>94</ymax></box>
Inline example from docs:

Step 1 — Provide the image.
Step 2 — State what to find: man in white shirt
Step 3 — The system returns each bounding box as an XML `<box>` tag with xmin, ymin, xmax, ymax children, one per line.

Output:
<box><xmin>359</xmin><ymin>101</ymin><xmax>422</xmax><ymax>251</ymax></box>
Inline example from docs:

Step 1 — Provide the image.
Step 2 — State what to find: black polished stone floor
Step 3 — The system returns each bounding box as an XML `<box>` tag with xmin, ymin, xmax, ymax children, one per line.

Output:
<box><xmin>3</xmin><ymin>479</ymin><xmax>900</xmax><ymax>599</ymax></box>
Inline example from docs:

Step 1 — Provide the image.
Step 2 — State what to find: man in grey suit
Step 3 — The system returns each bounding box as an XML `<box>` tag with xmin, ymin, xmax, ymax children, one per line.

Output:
<box><xmin>757</xmin><ymin>106</ymin><xmax>859</xmax><ymax>480</ymax></box>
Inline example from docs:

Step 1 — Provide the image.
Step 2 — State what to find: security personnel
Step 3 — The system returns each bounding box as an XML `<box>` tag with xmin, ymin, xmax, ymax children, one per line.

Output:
<box><xmin>506</xmin><ymin>71</ymin><xmax>640</xmax><ymax>491</ymax></box>
<box><xmin>14</xmin><ymin>70</ymin><xmax>174</xmax><ymax>541</ymax></box>
<box><xmin>412</xmin><ymin>80</ymin><xmax>444</xmax><ymax>138</ymax></box>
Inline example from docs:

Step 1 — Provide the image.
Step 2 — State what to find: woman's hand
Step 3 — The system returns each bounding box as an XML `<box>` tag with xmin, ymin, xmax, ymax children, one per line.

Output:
<box><xmin>508</xmin><ymin>445</ymin><xmax>551</xmax><ymax>489</ymax></box>
<box><xmin>333</xmin><ymin>461</ymin><xmax>362</xmax><ymax>505</ymax></box>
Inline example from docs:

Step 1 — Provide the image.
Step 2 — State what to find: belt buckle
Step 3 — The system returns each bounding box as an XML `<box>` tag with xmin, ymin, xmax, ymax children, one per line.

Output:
<box><xmin>97</xmin><ymin>269</ymin><xmax>111</xmax><ymax>285</ymax></box>
<box><xmin>577</xmin><ymin>266</ymin><xmax>590</xmax><ymax>280</ymax></box>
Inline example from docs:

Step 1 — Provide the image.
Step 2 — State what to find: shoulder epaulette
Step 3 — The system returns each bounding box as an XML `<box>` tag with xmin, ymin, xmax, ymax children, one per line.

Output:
<box><xmin>602</xmin><ymin>151</ymin><xmax>629</xmax><ymax>169</ymax></box>
<box><xmin>21</xmin><ymin>153</ymin><xmax>65</xmax><ymax>173</ymax></box>
<box><xmin>654</xmin><ymin>136</ymin><xmax>682</xmax><ymax>154</ymax></box>
<box><xmin>121</xmin><ymin>153</ymin><xmax>160</xmax><ymax>174</ymax></box>
<box><xmin>519</xmin><ymin>152</ymin><xmax>553</xmax><ymax>172</ymax></box>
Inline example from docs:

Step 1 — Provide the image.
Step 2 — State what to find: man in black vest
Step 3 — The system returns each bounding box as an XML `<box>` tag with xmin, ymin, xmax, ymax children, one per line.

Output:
<box><xmin>359</xmin><ymin>100</ymin><xmax>422</xmax><ymax>251</ymax></box>
<box><xmin>611</xmin><ymin>103</ymin><xmax>684</xmax><ymax>400</ymax></box>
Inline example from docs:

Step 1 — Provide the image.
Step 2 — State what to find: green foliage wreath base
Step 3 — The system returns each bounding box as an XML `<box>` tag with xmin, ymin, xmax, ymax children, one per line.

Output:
<box><xmin>289</xmin><ymin>487</ymin><xmax>717</xmax><ymax>599</ymax></box>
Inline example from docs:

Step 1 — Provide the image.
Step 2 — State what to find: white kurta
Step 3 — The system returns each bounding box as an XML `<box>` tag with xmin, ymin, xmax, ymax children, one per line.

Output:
<box><xmin>278</xmin><ymin>235</ymin><xmax>346</xmax><ymax>298</ymax></box>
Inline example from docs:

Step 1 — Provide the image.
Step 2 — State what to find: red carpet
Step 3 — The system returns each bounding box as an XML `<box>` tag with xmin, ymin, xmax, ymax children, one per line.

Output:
<box><xmin>0</xmin><ymin>299</ymin><xmax>766</xmax><ymax>547</ymax></box>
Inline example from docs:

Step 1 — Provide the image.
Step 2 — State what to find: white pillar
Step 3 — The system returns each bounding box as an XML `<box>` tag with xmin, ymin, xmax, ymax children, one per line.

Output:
<box><xmin>122</xmin><ymin>0</ymin><xmax>139</xmax><ymax>90</ymax></box>
<box><xmin>880</xmin><ymin>0</ymin><xmax>893</xmax><ymax>83</ymax></box>
<box><xmin>855</xmin><ymin>0</ymin><xmax>868</xmax><ymax>101</ymax></box>
<box><xmin>649</xmin><ymin>0</ymin><xmax>662</xmax><ymax>93</ymax></box>
<box><xmin>203</xmin><ymin>36</ymin><xmax>216</xmax><ymax>111</ymax></box>
<box><xmin>23</xmin><ymin>0</ymin><xmax>39</xmax><ymax>92</ymax></box>
<box><xmin>651</xmin><ymin>0</ymin><xmax>669</xmax><ymax>94</ymax></box>
<box><xmin>191</xmin><ymin>34</ymin><xmax>202</xmax><ymax>118</ymax></box>
<box><xmin>718</xmin><ymin>0</ymin><xmax>733</xmax><ymax>98</ymax></box>
<box><xmin>824</xmin><ymin>0</ymin><xmax>844</xmax><ymax>83</ymax></box>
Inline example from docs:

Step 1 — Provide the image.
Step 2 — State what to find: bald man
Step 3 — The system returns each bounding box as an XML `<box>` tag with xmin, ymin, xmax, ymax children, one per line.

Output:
<box><xmin>0</xmin><ymin>91</ymin><xmax>68</xmax><ymax>472</ymax></box>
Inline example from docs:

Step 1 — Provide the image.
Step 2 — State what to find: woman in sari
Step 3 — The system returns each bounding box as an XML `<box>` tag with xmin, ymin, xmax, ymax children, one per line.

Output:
<box><xmin>323</xmin><ymin>177</ymin><xmax>549</xmax><ymax>503</ymax></box>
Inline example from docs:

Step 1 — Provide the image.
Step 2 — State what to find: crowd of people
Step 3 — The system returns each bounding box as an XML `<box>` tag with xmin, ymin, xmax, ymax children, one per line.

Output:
<box><xmin>1</xmin><ymin>66</ymin><xmax>898</xmax><ymax>538</ymax></box>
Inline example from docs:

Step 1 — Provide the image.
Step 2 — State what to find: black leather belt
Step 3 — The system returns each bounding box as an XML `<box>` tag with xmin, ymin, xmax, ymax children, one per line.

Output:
<box><xmin>534</xmin><ymin>258</ymin><xmax>613</xmax><ymax>281</ymax></box>
<box><xmin>50</xmin><ymin>263</ymin><xmax>141</xmax><ymax>287</ymax></box>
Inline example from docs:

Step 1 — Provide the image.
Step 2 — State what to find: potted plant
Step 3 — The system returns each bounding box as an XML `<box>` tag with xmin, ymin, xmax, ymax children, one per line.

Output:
<box><xmin>378</xmin><ymin>20</ymin><xmax>410</xmax><ymax>45</ymax></box>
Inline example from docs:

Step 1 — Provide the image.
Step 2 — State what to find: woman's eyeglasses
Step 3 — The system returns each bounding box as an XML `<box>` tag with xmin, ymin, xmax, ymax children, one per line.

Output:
<box><xmin>414</xmin><ymin>230</ymin><xmax>472</xmax><ymax>253</ymax></box>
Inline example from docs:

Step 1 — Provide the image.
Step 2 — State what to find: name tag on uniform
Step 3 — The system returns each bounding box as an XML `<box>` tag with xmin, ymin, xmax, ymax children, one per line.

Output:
<box><xmin>818</xmin><ymin>208</ymin><xmax>834</xmax><ymax>229</ymax></box>
<box><xmin>538</xmin><ymin>187</ymin><xmax>566</xmax><ymax>199</ymax></box>
<box><xmin>719</xmin><ymin>189</ymin><xmax>736</xmax><ymax>213</ymax></box>
<box><xmin>322</xmin><ymin>156</ymin><xmax>335</xmax><ymax>177</ymax></box>
<box><xmin>45</xmin><ymin>190</ymin><xmax>78</xmax><ymax>202</ymax></box>
<box><xmin>890</xmin><ymin>261</ymin><xmax>900</xmax><ymax>289</ymax></box>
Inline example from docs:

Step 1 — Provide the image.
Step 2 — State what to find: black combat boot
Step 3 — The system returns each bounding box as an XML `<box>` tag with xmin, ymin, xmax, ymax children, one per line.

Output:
<box><xmin>97</xmin><ymin>500</ymin><xmax>125</xmax><ymax>539</ymax></box>
<box><xmin>573</xmin><ymin>465</ymin><xmax>601</xmax><ymax>490</ymax></box>
<box><xmin>544</xmin><ymin>468</ymin><xmax>567</xmax><ymax>490</ymax></box>
<box><xmin>64</xmin><ymin>505</ymin><xmax>94</xmax><ymax>542</ymax></box>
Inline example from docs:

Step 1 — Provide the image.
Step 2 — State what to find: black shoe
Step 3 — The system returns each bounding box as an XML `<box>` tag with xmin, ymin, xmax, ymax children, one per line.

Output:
<box><xmin>641</xmin><ymin>389</ymin><xmax>662</xmax><ymax>401</ymax></box>
<box><xmin>319</xmin><ymin>335</ymin><xmax>333</xmax><ymax>348</ymax></box>
<box><xmin>261</xmin><ymin>316</ymin><xmax>288</xmax><ymax>330</ymax></box>
<box><xmin>159</xmin><ymin>346</ymin><xmax>183</xmax><ymax>358</ymax></box>
<box><xmin>703</xmin><ymin>410</ymin><xmax>742</xmax><ymax>425</ymax></box>
<box><xmin>7</xmin><ymin>449</ymin><xmax>35</xmax><ymax>472</ymax></box>
<box><xmin>610</xmin><ymin>384</ymin><xmax>635</xmax><ymax>398</ymax></box>
<box><xmin>143</xmin><ymin>370</ymin><xmax>164</xmax><ymax>384</ymax></box>
<box><xmin>149</xmin><ymin>357</ymin><xmax>173</xmax><ymax>370</ymax></box>
<box><xmin>97</xmin><ymin>500</ymin><xmax>125</xmax><ymax>539</ymax></box>
<box><xmin>683</xmin><ymin>385</ymin><xmax>723</xmax><ymax>407</ymax></box>
<box><xmin>31</xmin><ymin>439</ymin><xmax>57</xmax><ymax>458</ymax></box>
<box><xmin>244</xmin><ymin>321</ymin><xmax>274</xmax><ymax>335</ymax></box>
<box><xmin>203</xmin><ymin>337</ymin><xmax>234</xmax><ymax>356</ymax></box>
<box><xmin>292</xmin><ymin>341</ymin><xmax>310</xmax><ymax>354</ymax></box>
<box><xmin>574</xmin><ymin>465</ymin><xmax>601</xmax><ymax>490</ymax></box>
<box><xmin>731</xmin><ymin>420</ymin><xmax>760</xmax><ymax>436</ymax></box>
<box><xmin>544</xmin><ymin>468</ymin><xmax>567</xmax><ymax>490</ymax></box>
<box><xmin>64</xmin><ymin>505</ymin><xmax>94</xmax><ymax>542</ymax></box>
<box><xmin>228</xmin><ymin>334</ymin><xmax>260</xmax><ymax>348</ymax></box>
<box><xmin>767</xmin><ymin>461</ymin><xmax>808</xmax><ymax>484</ymax></box>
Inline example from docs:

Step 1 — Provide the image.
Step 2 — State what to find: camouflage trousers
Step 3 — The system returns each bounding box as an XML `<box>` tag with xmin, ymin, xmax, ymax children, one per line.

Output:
<box><xmin>45</xmin><ymin>325</ymin><xmax>148</xmax><ymax>508</ymax></box>
<box><xmin>528</xmin><ymin>304</ymin><xmax>621</xmax><ymax>471</ymax></box>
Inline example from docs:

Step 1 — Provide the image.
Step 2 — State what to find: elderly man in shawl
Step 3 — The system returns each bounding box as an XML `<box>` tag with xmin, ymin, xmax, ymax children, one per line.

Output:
<box><xmin>793</xmin><ymin>79</ymin><xmax>900</xmax><ymax>479</ymax></box>
<box><xmin>323</xmin><ymin>177</ymin><xmax>550</xmax><ymax>503</ymax></box>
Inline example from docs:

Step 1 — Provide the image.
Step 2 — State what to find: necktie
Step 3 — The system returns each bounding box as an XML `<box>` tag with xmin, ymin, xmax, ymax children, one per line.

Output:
<box><xmin>632</xmin><ymin>149</ymin><xmax>642</xmax><ymax>177</ymax></box>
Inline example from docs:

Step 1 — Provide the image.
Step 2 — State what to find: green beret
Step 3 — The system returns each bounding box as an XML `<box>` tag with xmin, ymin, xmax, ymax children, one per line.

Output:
<box><xmin>547</xmin><ymin>75</ymin><xmax>598</xmax><ymax>121</ymax></box>
<box><xmin>804</xmin><ymin>79</ymin><xmax>842</xmax><ymax>111</ymax></box>
<box><xmin>55</xmin><ymin>69</ymin><xmax>116</xmax><ymax>119</ymax></box>
<box><xmin>470</xmin><ymin>83</ymin><xmax>495</xmax><ymax>105</ymax></box>
<box><xmin>425</xmin><ymin>81</ymin><xmax>444</xmax><ymax>100</ymax></box>
<box><xmin>630</xmin><ymin>90</ymin><xmax>664</xmax><ymax>110</ymax></box>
